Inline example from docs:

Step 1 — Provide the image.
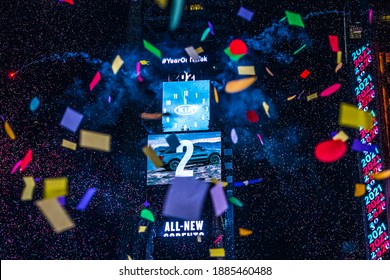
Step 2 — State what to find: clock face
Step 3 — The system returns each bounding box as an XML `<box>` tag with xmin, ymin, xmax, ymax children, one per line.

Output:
<box><xmin>162</xmin><ymin>80</ymin><xmax>210</xmax><ymax>132</ymax></box>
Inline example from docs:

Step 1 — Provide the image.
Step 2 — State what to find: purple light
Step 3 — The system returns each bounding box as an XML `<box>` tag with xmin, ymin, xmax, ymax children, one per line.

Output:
<box><xmin>369</xmin><ymin>9</ymin><xmax>372</xmax><ymax>24</ymax></box>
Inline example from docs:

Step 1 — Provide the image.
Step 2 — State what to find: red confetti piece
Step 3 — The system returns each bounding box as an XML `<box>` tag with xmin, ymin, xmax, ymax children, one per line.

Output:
<box><xmin>59</xmin><ymin>0</ymin><xmax>74</xmax><ymax>5</ymax></box>
<box><xmin>246</xmin><ymin>110</ymin><xmax>259</xmax><ymax>123</ymax></box>
<box><xmin>20</xmin><ymin>150</ymin><xmax>33</xmax><ymax>171</ymax></box>
<box><xmin>229</xmin><ymin>39</ymin><xmax>248</xmax><ymax>55</ymax></box>
<box><xmin>328</xmin><ymin>35</ymin><xmax>340</xmax><ymax>52</ymax></box>
<box><xmin>300</xmin><ymin>69</ymin><xmax>310</xmax><ymax>79</ymax></box>
<box><xmin>89</xmin><ymin>72</ymin><xmax>101</xmax><ymax>91</ymax></box>
<box><xmin>314</xmin><ymin>140</ymin><xmax>347</xmax><ymax>163</ymax></box>
<box><xmin>319</xmin><ymin>83</ymin><xmax>341</xmax><ymax>97</ymax></box>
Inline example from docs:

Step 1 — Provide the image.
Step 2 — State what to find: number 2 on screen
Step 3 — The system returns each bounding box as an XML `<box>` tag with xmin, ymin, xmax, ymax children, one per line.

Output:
<box><xmin>176</xmin><ymin>140</ymin><xmax>194</xmax><ymax>177</ymax></box>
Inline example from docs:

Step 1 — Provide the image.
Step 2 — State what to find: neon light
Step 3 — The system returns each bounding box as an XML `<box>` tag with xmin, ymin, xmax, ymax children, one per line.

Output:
<box><xmin>353</xmin><ymin>44</ymin><xmax>390</xmax><ymax>260</ymax></box>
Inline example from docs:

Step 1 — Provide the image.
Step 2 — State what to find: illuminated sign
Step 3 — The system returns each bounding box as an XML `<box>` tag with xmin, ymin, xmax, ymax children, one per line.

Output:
<box><xmin>162</xmin><ymin>220</ymin><xmax>205</xmax><ymax>237</ymax></box>
<box><xmin>162</xmin><ymin>56</ymin><xmax>208</xmax><ymax>64</ymax></box>
<box><xmin>162</xmin><ymin>80</ymin><xmax>210</xmax><ymax>132</ymax></box>
<box><xmin>353</xmin><ymin>44</ymin><xmax>390</xmax><ymax>260</ymax></box>
<box><xmin>146</xmin><ymin>131</ymin><xmax>221</xmax><ymax>185</ymax></box>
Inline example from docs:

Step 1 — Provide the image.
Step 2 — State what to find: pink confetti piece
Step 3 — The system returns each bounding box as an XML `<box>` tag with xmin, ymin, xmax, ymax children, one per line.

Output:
<box><xmin>257</xmin><ymin>133</ymin><xmax>264</xmax><ymax>145</ymax></box>
<box><xmin>213</xmin><ymin>234</ymin><xmax>223</xmax><ymax>244</ymax></box>
<box><xmin>11</xmin><ymin>160</ymin><xmax>22</xmax><ymax>174</ymax></box>
<box><xmin>89</xmin><ymin>71</ymin><xmax>101</xmax><ymax>91</ymax></box>
<box><xmin>136</xmin><ymin>62</ymin><xmax>143</xmax><ymax>82</ymax></box>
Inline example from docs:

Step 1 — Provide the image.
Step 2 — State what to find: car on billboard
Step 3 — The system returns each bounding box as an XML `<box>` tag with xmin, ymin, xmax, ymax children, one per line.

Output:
<box><xmin>155</xmin><ymin>145</ymin><xmax>221</xmax><ymax>171</ymax></box>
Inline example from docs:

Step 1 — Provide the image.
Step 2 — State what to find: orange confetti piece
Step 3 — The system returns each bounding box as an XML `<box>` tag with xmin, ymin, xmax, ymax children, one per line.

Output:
<box><xmin>225</xmin><ymin>77</ymin><xmax>257</xmax><ymax>94</ymax></box>
<box><xmin>265</xmin><ymin>67</ymin><xmax>274</xmax><ymax>76</ymax></box>
<box><xmin>239</xmin><ymin>228</ymin><xmax>253</xmax><ymax>236</ymax></box>
<box><xmin>140</xmin><ymin>113</ymin><xmax>163</xmax><ymax>120</ymax></box>
<box><xmin>4</xmin><ymin>121</ymin><xmax>15</xmax><ymax>140</ymax></box>
<box><xmin>372</xmin><ymin>170</ymin><xmax>390</xmax><ymax>180</ymax></box>
<box><xmin>213</xmin><ymin>87</ymin><xmax>219</xmax><ymax>103</ymax></box>
<box><xmin>287</xmin><ymin>95</ymin><xmax>296</xmax><ymax>101</ymax></box>
<box><xmin>335</xmin><ymin>63</ymin><xmax>343</xmax><ymax>73</ymax></box>
<box><xmin>354</xmin><ymin>184</ymin><xmax>366</xmax><ymax>197</ymax></box>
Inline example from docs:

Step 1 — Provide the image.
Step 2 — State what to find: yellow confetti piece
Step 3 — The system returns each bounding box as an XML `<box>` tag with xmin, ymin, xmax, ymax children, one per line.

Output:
<box><xmin>339</xmin><ymin>103</ymin><xmax>373</xmax><ymax>130</ymax></box>
<box><xmin>127</xmin><ymin>255</ymin><xmax>132</xmax><ymax>260</ymax></box>
<box><xmin>335</xmin><ymin>62</ymin><xmax>343</xmax><ymax>73</ymax></box>
<box><xmin>195</xmin><ymin>46</ymin><xmax>204</xmax><ymax>54</ymax></box>
<box><xmin>139</xmin><ymin>60</ymin><xmax>150</xmax><ymax>65</ymax></box>
<box><xmin>262</xmin><ymin>101</ymin><xmax>270</xmax><ymax>117</ymax></box>
<box><xmin>332</xmin><ymin>130</ymin><xmax>349</xmax><ymax>142</ymax></box>
<box><xmin>239</xmin><ymin>228</ymin><xmax>253</xmax><ymax>236</ymax></box>
<box><xmin>306</xmin><ymin>93</ymin><xmax>318</xmax><ymax>101</ymax></box>
<box><xmin>337</xmin><ymin>51</ymin><xmax>342</xmax><ymax>64</ymax></box>
<box><xmin>210</xmin><ymin>178</ymin><xmax>228</xmax><ymax>187</ymax></box>
<box><xmin>155</xmin><ymin>0</ymin><xmax>168</xmax><ymax>9</ymax></box>
<box><xmin>62</xmin><ymin>139</ymin><xmax>77</xmax><ymax>150</ymax></box>
<box><xmin>21</xmin><ymin>177</ymin><xmax>35</xmax><ymax>201</ymax></box>
<box><xmin>225</xmin><ymin>77</ymin><xmax>257</xmax><ymax>94</ymax></box>
<box><xmin>138</xmin><ymin>226</ymin><xmax>147</xmax><ymax>233</ymax></box>
<box><xmin>209</xmin><ymin>248</ymin><xmax>225</xmax><ymax>257</ymax></box>
<box><xmin>265</xmin><ymin>67</ymin><xmax>274</xmax><ymax>76</ymax></box>
<box><xmin>44</xmin><ymin>177</ymin><xmax>68</xmax><ymax>199</ymax></box>
<box><xmin>143</xmin><ymin>146</ymin><xmax>164</xmax><ymax>168</ymax></box>
<box><xmin>372</xmin><ymin>170</ymin><xmax>390</xmax><ymax>180</ymax></box>
<box><xmin>238</xmin><ymin>66</ymin><xmax>256</xmax><ymax>75</ymax></box>
<box><xmin>35</xmin><ymin>198</ymin><xmax>75</xmax><ymax>234</ymax></box>
<box><xmin>4</xmin><ymin>121</ymin><xmax>15</xmax><ymax>140</ymax></box>
<box><xmin>287</xmin><ymin>95</ymin><xmax>296</xmax><ymax>101</ymax></box>
<box><xmin>112</xmin><ymin>55</ymin><xmax>124</xmax><ymax>75</ymax></box>
<box><xmin>354</xmin><ymin>184</ymin><xmax>366</xmax><ymax>197</ymax></box>
<box><xmin>213</xmin><ymin>87</ymin><xmax>219</xmax><ymax>103</ymax></box>
<box><xmin>79</xmin><ymin>130</ymin><xmax>112</xmax><ymax>152</ymax></box>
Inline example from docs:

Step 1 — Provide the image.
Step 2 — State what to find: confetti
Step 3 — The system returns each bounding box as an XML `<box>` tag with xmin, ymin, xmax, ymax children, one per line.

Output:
<box><xmin>210</xmin><ymin>182</ymin><xmax>228</xmax><ymax>217</ymax></box>
<box><xmin>351</xmin><ymin>139</ymin><xmax>377</xmax><ymax>153</ymax></box>
<box><xmin>354</xmin><ymin>184</ymin><xmax>366</xmax><ymax>197</ymax></box>
<box><xmin>60</xmin><ymin>107</ymin><xmax>83</xmax><ymax>133</ymax></box>
<box><xmin>287</xmin><ymin>95</ymin><xmax>296</xmax><ymax>101</ymax></box>
<box><xmin>293</xmin><ymin>44</ymin><xmax>306</xmax><ymax>55</ymax></box>
<box><xmin>314</xmin><ymin>139</ymin><xmax>347</xmax><ymax>163</ymax></box>
<box><xmin>332</xmin><ymin>130</ymin><xmax>349</xmax><ymax>142</ymax></box>
<box><xmin>238</xmin><ymin>66</ymin><xmax>255</xmax><ymax>75</ymax></box>
<box><xmin>155</xmin><ymin>0</ymin><xmax>168</xmax><ymax>9</ymax></box>
<box><xmin>162</xmin><ymin>177</ymin><xmax>209</xmax><ymax>220</ymax></box>
<box><xmin>138</xmin><ymin>226</ymin><xmax>147</xmax><ymax>233</ymax></box>
<box><xmin>185</xmin><ymin>46</ymin><xmax>200</xmax><ymax>60</ymax></box>
<box><xmin>265</xmin><ymin>67</ymin><xmax>274</xmax><ymax>76</ymax></box>
<box><xmin>210</xmin><ymin>178</ymin><xmax>228</xmax><ymax>187</ymax></box>
<box><xmin>21</xmin><ymin>177</ymin><xmax>35</xmax><ymax>201</ymax></box>
<box><xmin>197</xmin><ymin>236</ymin><xmax>202</xmax><ymax>242</ymax></box>
<box><xmin>140</xmin><ymin>112</ymin><xmax>163</xmax><ymax>120</ymax></box>
<box><xmin>335</xmin><ymin>63</ymin><xmax>343</xmax><ymax>73</ymax></box>
<box><xmin>140</xmin><ymin>208</ymin><xmax>155</xmax><ymax>222</ymax></box>
<box><xmin>208</xmin><ymin>21</ymin><xmax>215</xmax><ymax>35</ymax></box>
<box><xmin>285</xmin><ymin>11</ymin><xmax>305</xmax><ymax>28</ymax></box>
<box><xmin>136</xmin><ymin>62</ymin><xmax>143</xmax><ymax>83</ymax></box>
<box><xmin>228</xmin><ymin>197</ymin><xmax>243</xmax><ymax>207</ymax></box>
<box><xmin>319</xmin><ymin>83</ymin><xmax>341</xmax><ymax>97</ymax></box>
<box><xmin>237</xmin><ymin>7</ymin><xmax>254</xmax><ymax>21</ymax></box>
<box><xmin>20</xmin><ymin>149</ymin><xmax>33</xmax><ymax>171</ymax></box>
<box><xmin>79</xmin><ymin>130</ymin><xmax>111</xmax><ymax>152</ymax></box>
<box><xmin>200</xmin><ymin>28</ymin><xmax>210</xmax><ymax>41</ymax></box>
<box><xmin>29</xmin><ymin>97</ymin><xmax>40</xmax><ymax>111</ymax></box>
<box><xmin>142</xmin><ymin>146</ymin><xmax>164</xmax><ymax>168</ymax></box>
<box><xmin>111</xmin><ymin>55</ymin><xmax>124</xmax><ymax>74</ymax></box>
<box><xmin>328</xmin><ymin>35</ymin><xmax>340</xmax><ymax>52</ymax></box>
<box><xmin>246</xmin><ymin>110</ymin><xmax>259</xmax><ymax>123</ymax></box>
<box><xmin>372</xmin><ymin>170</ymin><xmax>390</xmax><ymax>180</ymax></box>
<box><xmin>213</xmin><ymin>235</ymin><xmax>222</xmax><ymax>244</ymax></box>
<box><xmin>195</xmin><ymin>46</ymin><xmax>204</xmax><ymax>54</ymax></box>
<box><xmin>239</xmin><ymin>228</ymin><xmax>253</xmax><ymax>236</ymax></box>
<box><xmin>11</xmin><ymin>160</ymin><xmax>22</xmax><ymax>174</ymax></box>
<box><xmin>230</xmin><ymin>128</ymin><xmax>238</xmax><ymax>144</ymax></box>
<box><xmin>44</xmin><ymin>177</ymin><xmax>68</xmax><ymax>199</ymax></box>
<box><xmin>62</xmin><ymin>139</ymin><xmax>77</xmax><ymax>150</ymax></box>
<box><xmin>89</xmin><ymin>71</ymin><xmax>101</xmax><ymax>91</ymax></box>
<box><xmin>59</xmin><ymin>0</ymin><xmax>74</xmax><ymax>5</ymax></box>
<box><xmin>229</xmin><ymin>39</ymin><xmax>248</xmax><ymax>55</ymax></box>
<box><xmin>143</xmin><ymin>40</ymin><xmax>162</xmax><ymax>59</ymax></box>
<box><xmin>224</xmin><ymin>47</ymin><xmax>245</xmax><ymax>61</ymax></box>
<box><xmin>262</xmin><ymin>102</ymin><xmax>270</xmax><ymax>117</ymax></box>
<box><xmin>35</xmin><ymin>198</ymin><xmax>75</xmax><ymax>234</ymax></box>
<box><xmin>213</xmin><ymin>86</ymin><xmax>219</xmax><ymax>103</ymax></box>
<box><xmin>306</xmin><ymin>93</ymin><xmax>318</xmax><ymax>101</ymax></box>
<box><xmin>339</xmin><ymin>103</ymin><xmax>373</xmax><ymax>130</ymax></box>
<box><xmin>76</xmin><ymin>188</ymin><xmax>96</xmax><ymax>211</ymax></box>
<box><xmin>169</xmin><ymin>0</ymin><xmax>185</xmax><ymax>31</ymax></box>
<box><xmin>233</xmin><ymin>178</ymin><xmax>263</xmax><ymax>187</ymax></box>
<box><xmin>257</xmin><ymin>133</ymin><xmax>264</xmax><ymax>145</ymax></box>
<box><xmin>337</xmin><ymin>51</ymin><xmax>342</xmax><ymax>64</ymax></box>
<box><xmin>209</xmin><ymin>248</ymin><xmax>225</xmax><ymax>257</ymax></box>
<box><xmin>4</xmin><ymin>121</ymin><xmax>16</xmax><ymax>140</ymax></box>
<box><xmin>225</xmin><ymin>77</ymin><xmax>257</xmax><ymax>94</ymax></box>
<box><xmin>300</xmin><ymin>69</ymin><xmax>310</xmax><ymax>79</ymax></box>
<box><xmin>139</xmin><ymin>60</ymin><xmax>150</xmax><ymax>65</ymax></box>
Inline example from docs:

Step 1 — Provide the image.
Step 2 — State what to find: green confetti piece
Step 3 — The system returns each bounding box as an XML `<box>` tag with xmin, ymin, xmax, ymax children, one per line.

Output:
<box><xmin>228</xmin><ymin>197</ymin><xmax>243</xmax><ymax>207</ymax></box>
<box><xmin>143</xmin><ymin>40</ymin><xmax>162</xmax><ymax>59</ymax></box>
<box><xmin>169</xmin><ymin>0</ymin><xmax>185</xmax><ymax>31</ymax></box>
<box><xmin>224</xmin><ymin>47</ymin><xmax>245</xmax><ymax>62</ymax></box>
<box><xmin>293</xmin><ymin>44</ymin><xmax>306</xmax><ymax>55</ymax></box>
<box><xmin>285</xmin><ymin>10</ymin><xmax>305</xmax><ymax>28</ymax></box>
<box><xmin>201</xmin><ymin>27</ymin><xmax>210</xmax><ymax>41</ymax></box>
<box><xmin>140</xmin><ymin>209</ymin><xmax>155</xmax><ymax>222</ymax></box>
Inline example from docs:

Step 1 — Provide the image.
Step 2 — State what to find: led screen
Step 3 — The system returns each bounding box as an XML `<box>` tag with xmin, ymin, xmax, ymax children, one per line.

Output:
<box><xmin>147</xmin><ymin>131</ymin><xmax>221</xmax><ymax>185</ymax></box>
<box><xmin>162</xmin><ymin>80</ymin><xmax>210</xmax><ymax>132</ymax></box>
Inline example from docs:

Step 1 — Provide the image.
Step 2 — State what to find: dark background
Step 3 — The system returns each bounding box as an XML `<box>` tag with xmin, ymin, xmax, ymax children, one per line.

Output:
<box><xmin>0</xmin><ymin>0</ymin><xmax>370</xmax><ymax>259</ymax></box>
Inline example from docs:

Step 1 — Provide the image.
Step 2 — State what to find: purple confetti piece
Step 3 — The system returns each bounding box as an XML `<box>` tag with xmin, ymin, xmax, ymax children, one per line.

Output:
<box><xmin>143</xmin><ymin>200</ymin><xmax>150</xmax><ymax>207</ymax></box>
<box><xmin>237</xmin><ymin>7</ymin><xmax>254</xmax><ymax>22</ymax></box>
<box><xmin>60</xmin><ymin>107</ymin><xmax>83</xmax><ymax>132</ymax></box>
<box><xmin>57</xmin><ymin>196</ymin><xmax>66</xmax><ymax>206</ymax></box>
<box><xmin>34</xmin><ymin>178</ymin><xmax>41</xmax><ymax>182</ymax></box>
<box><xmin>108</xmin><ymin>96</ymin><xmax>111</xmax><ymax>103</ymax></box>
<box><xmin>330</xmin><ymin>131</ymin><xmax>338</xmax><ymax>138</ymax></box>
<box><xmin>0</xmin><ymin>115</ymin><xmax>4</xmax><ymax>121</ymax></box>
<box><xmin>76</xmin><ymin>188</ymin><xmax>96</xmax><ymax>211</ymax></box>
<box><xmin>351</xmin><ymin>139</ymin><xmax>377</xmax><ymax>153</ymax></box>
<box><xmin>208</xmin><ymin>21</ymin><xmax>215</xmax><ymax>35</ymax></box>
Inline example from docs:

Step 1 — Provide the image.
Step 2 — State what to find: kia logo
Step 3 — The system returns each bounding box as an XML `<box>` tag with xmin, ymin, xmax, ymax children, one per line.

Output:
<box><xmin>174</xmin><ymin>105</ymin><xmax>199</xmax><ymax>115</ymax></box>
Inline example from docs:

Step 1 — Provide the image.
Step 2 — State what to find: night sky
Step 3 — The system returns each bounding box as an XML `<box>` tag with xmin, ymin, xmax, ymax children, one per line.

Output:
<box><xmin>0</xmin><ymin>0</ymin><xmax>371</xmax><ymax>259</ymax></box>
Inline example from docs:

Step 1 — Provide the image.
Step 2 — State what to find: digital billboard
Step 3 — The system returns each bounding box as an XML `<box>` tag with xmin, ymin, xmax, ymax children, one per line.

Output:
<box><xmin>146</xmin><ymin>131</ymin><xmax>221</xmax><ymax>185</ymax></box>
<box><xmin>162</xmin><ymin>80</ymin><xmax>210</xmax><ymax>132</ymax></box>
